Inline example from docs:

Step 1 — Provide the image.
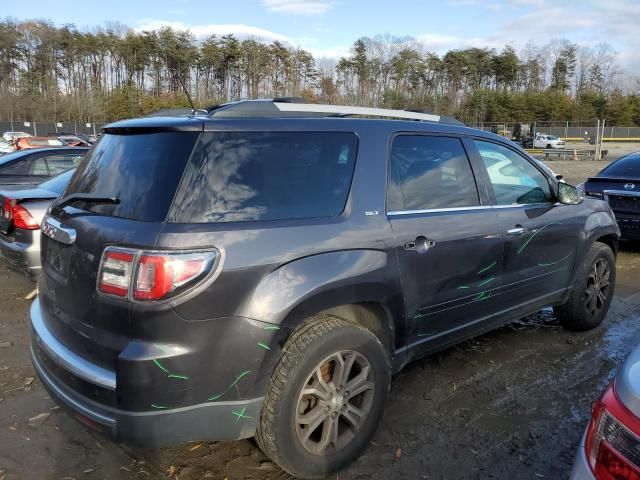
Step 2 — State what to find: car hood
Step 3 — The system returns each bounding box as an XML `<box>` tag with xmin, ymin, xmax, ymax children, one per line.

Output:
<box><xmin>615</xmin><ymin>346</ymin><xmax>640</xmax><ymax>418</ymax></box>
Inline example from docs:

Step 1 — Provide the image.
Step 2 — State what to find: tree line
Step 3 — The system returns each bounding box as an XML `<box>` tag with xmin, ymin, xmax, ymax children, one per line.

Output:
<box><xmin>1</xmin><ymin>19</ymin><xmax>639</xmax><ymax>126</ymax></box>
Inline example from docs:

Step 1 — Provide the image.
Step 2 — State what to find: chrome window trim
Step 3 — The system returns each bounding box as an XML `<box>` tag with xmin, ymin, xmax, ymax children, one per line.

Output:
<box><xmin>30</xmin><ymin>300</ymin><xmax>116</xmax><ymax>390</ymax></box>
<box><xmin>386</xmin><ymin>203</ymin><xmax>549</xmax><ymax>216</ymax></box>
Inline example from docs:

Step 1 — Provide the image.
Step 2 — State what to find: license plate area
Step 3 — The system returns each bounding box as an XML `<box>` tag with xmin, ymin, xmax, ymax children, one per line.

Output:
<box><xmin>43</xmin><ymin>238</ymin><xmax>72</xmax><ymax>283</ymax></box>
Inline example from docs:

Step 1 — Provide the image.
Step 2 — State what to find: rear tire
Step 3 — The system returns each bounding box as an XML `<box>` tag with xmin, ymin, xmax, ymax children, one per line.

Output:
<box><xmin>256</xmin><ymin>316</ymin><xmax>390</xmax><ymax>479</ymax></box>
<box><xmin>554</xmin><ymin>243</ymin><xmax>616</xmax><ymax>331</ymax></box>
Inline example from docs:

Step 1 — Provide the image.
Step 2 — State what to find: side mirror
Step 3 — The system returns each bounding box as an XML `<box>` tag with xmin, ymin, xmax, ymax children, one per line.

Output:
<box><xmin>558</xmin><ymin>182</ymin><xmax>583</xmax><ymax>205</ymax></box>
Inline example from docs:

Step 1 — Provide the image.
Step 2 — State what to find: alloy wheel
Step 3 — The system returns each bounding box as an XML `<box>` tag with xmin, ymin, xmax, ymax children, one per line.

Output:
<box><xmin>295</xmin><ymin>350</ymin><xmax>375</xmax><ymax>455</ymax></box>
<box><xmin>584</xmin><ymin>258</ymin><xmax>611</xmax><ymax>317</ymax></box>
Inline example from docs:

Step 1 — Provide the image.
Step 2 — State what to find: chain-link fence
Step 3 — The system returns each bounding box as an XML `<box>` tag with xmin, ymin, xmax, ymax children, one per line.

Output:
<box><xmin>469</xmin><ymin>121</ymin><xmax>640</xmax><ymax>141</ymax></box>
<box><xmin>0</xmin><ymin>120</ymin><xmax>105</xmax><ymax>137</ymax></box>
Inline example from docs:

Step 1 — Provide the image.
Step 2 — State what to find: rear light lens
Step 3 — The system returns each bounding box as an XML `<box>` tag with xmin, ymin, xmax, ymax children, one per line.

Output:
<box><xmin>585</xmin><ymin>382</ymin><xmax>640</xmax><ymax>479</ymax></box>
<box><xmin>98</xmin><ymin>250</ymin><xmax>135</xmax><ymax>297</ymax></box>
<box><xmin>98</xmin><ymin>247</ymin><xmax>216</xmax><ymax>301</ymax></box>
<box><xmin>2</xmin><ymin>198</ymin><xmax>39</xmax><ymax>230</ymax></box>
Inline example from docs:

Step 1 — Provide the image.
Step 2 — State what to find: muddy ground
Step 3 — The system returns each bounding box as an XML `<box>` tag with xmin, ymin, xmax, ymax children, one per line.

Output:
<box><xmin>1</xmin><ymin>158</ymin><xmax>640</xmax><ymax>480</ymax></box>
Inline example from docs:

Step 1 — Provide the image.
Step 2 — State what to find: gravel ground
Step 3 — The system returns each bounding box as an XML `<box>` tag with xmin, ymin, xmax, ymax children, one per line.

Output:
<box><xmin>0</xmin><ymin>158</ymin><xmax>639</xmax><ymax>480</ymax></box>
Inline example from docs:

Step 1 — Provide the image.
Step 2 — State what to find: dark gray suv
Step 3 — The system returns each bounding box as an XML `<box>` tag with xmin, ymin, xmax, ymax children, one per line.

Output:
<box><xmin>30</xmin><ymin>100</ymin><xmax>620</xmax><ymax>479</ymax></box>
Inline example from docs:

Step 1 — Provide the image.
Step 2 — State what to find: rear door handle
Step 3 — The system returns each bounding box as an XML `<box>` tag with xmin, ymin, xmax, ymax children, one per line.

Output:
<box><xmin>404</xmin><ymin>236</ymin><xmax>435</xmax><ymax>253</ymax></box>
<box><xmin>507</xmin><ymin>226</ymin><xmax>526</xmax><ymax>236</ymax></box>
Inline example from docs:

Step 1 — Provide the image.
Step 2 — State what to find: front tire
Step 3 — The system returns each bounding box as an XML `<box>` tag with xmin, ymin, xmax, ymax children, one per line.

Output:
<box><xmin>554</xmin><ymin>243</ymin><xmax>616</xmax><ymax>331</ymax></box>
<box><xmin>256</xmin><ymin>316</ymin><xmax>390</xmax><ymax>479</ymax></box>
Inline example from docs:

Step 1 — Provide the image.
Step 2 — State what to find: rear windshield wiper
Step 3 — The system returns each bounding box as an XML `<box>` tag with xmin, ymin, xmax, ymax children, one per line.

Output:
<box><xmin>57</xmin><ymin>193</ymin><xmax>120</xmax><ymax>209</ymax></box>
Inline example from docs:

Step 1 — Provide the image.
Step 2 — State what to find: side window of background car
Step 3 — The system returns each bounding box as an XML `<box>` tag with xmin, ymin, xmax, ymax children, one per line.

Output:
<box><xmin>45</xmin><ymin>154</ymin><xmax>83</xmax><ymax>175</ymax></box>
<box><xmin>0</xmin><ymin>160</ymin><xmax>30</xmax><ymax>176</ymax></box>
<box><xmin>30</xmin><ymin>157</ymin><xmax>49</xmax><ymax>176</ymax></box>
<box><xmin>388</xmin><ymin>135</ymin><xmax>479</xmax><ymax>211</ymax></box>
<box><xmin>474</xmin><ymin>140</ymin><xmax>552</xmax><ymax>205</ymax></box>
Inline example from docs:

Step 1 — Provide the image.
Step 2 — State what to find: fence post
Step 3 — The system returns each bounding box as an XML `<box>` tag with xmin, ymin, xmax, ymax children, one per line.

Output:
<box><xmin>595</xmin><ymin>120</ymin><xmax>600</xmax><ymax>161</ymax></box>
<box><xmin>564</xmin><ymin>121</ymin><xmax>568</xmax><ymax>140</ymax></box>
<box><xmin>33</xmin><ymin>121</ymin><xmax>37</xmax><ymax>136</ymax></box>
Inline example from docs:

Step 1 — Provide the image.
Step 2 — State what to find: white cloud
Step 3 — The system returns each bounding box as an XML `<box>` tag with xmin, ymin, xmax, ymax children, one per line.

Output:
<box><xmin>261</xmin><ymin>0</ymin><xmax>333</xmax><ymax>15</ymax></box>
<box><xmin>136</xmin><ymin>19</ymin><xmax>292</xmax><ymax>42</ymax></box>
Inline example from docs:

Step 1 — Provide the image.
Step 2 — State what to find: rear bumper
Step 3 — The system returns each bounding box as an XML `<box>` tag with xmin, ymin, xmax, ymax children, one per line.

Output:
<box><xmin>569</xmin><ymin>432</ymin><xmax>595</xmax><ymax>480</ymax></box>
<box><xmin>30</xmin><ymin>300</ymin><xmax>263</xmax><ymax>447</ymax></box>
<box><xmin>0</xmin><ymin>231</ymin><xmax>40</xmax><ymax>279</ymax></box>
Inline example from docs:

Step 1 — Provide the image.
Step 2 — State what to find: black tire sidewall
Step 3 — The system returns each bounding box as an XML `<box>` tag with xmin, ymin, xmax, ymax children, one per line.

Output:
<box><xmin>571</xmin><ymin>244</ymin><xmax>616</xmax><ymax>329</ymax></box>
<box><xmin>272</xmin><ymin>325</ymin><xmax>389</xmax><ymax>478</ymax></box>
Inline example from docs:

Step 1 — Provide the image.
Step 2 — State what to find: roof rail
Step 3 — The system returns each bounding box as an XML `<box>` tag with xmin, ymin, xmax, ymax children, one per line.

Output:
<box><xmin>206</xmin><ymin>99</ymin><xmax>464</xmax><ymax>125</ymax></box>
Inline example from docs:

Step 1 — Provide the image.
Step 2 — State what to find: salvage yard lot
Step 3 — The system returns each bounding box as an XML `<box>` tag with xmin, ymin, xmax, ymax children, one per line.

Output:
<box><xmin>1</xmin><ymin>158</ymin><xmax>639</xmax><ymax>480</ymax></box>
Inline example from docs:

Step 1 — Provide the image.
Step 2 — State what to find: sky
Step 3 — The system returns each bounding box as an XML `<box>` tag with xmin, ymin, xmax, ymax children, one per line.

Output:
<box><xmin>5</xmin><ymin>0</ymin><xmax>640</xmax><ymax>73</ymax></box>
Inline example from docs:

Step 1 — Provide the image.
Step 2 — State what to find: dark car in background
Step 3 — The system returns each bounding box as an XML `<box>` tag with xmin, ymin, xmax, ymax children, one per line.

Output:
<box><xmin>580</xmin><ymin>152</ymin><xmax>640</xmax><ymax>240</ymax></box>
<box><xmin>570</xmin><ymin>346</ymin><xmax>640</xmax><ymax>479</ymax></box>
<box><xmin>30</xmin><ymin>100</ymin><xmax>620</xmax><ymax>479</ymax></box>
<box><xmin>0</xmin><ymin>169</ymin><xmax>76</xmax><ymax>279</ymax></box>
<box><xmin>0</xmin><ymin>147</ymin><xmax>87</xmax><ymax>186</ymax></box>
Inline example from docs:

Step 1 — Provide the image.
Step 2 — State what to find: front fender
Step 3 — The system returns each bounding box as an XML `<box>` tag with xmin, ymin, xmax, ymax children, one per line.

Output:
<box><xmin>564</xmin><ymin>208</ymin><xmax>620</xmax><ymax>299</ymax></box>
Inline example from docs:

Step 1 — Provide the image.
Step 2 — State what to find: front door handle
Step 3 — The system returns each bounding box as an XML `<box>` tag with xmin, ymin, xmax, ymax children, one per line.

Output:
<box><xmin>507</xmin><ymin>226</ymin><xmax>526</xmax><ymax>236</ymax></box>
<box><xmin>405</xmin><ymin>236</ymin><xmax>435</xmax><ymax>253</ymax></box>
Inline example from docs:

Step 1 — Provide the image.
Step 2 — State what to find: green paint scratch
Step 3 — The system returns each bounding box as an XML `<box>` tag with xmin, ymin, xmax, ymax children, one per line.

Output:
<box><xmin>151</xmin><ymin>404</ymin><xmax>168</xmax><ymax>409</ymax></box>
<box><xmin>232</xmin><ymin>407</ymin><xmax>252</xmax><ymax>422</ymax></box>
<box><xmin>457</xmin><ymin>285</ymin><xmax>470</xmax><ymax>290</ymax></box>
<box><xmin>538</xmin><ymin>251</ymin><xmax>573</xmax><ymax>267</ymax></box>
<box><xmin>152</xmin><ymin>359</ymin><xmax>170</xmax><ymax>374</ymax></box>
<box><xmin>517</xmin><ymin>223</ymin><xmax>560</xmax><ymax>255</ymax></box>
<box><xmin>478</xmin><ymin>277</ymin><xmax>495</xmax><ymax>287</ymax></box>
<box><xmin>263</xmin><ymin>325</ymin><xmax>280</xmax><ymax>331</ymax></box>
<box><xmin>152</xmin><ymin>358</ymin><xmax>188</xmax><ymax>381</ymax></box>
<box><xmin>208</xmin><ymin>370</ymin><xmax>252</xmax><ymax>401</ymax></box>
<box><xmin>473</xmin><ymin>291</ymin><xmax>491</xmax><ymax>302</ymax></box>
<box><xmin>257</xmin><ymin>342</ymin><xmax>271</xmax><ymax>350</ymax></box>
<box><xmin>477</xmin><ymin>261</ymin><xmax>497</xmax><ymax>275</ymax></box>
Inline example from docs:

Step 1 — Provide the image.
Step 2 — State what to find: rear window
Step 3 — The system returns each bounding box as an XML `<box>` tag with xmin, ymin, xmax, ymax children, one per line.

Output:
<box><xmin>169</xmin><ymin>131</ymin><xmax>358</xmax><ymax>223</ymax></box>
<box><xmin>64</xmin><ymin>132</ymin><xmax>199</xmax><ymax>221</ymax></box>
<box><xmin>601</xmin><ymin>154</ymin><xmax>640</xmax><ymax>178</ymax></box>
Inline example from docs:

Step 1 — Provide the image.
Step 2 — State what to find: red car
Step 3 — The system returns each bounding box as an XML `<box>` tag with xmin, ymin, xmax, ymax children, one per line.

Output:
<box><xmin>571</xmin><ymin>347</ymin><xmax>640</xmax><ymax>479</ymax></box>
<box><xmin>15</xmin><ymin>137</ymin><xmax>66</xmax><ymax>150</ymax></box>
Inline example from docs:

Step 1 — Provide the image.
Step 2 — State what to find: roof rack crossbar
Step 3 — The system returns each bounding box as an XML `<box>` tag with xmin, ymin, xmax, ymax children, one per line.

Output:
<box><xmin>273</xmin><ymin>102</ymin><xmax>441</xmax><ymax>123</ymax></box>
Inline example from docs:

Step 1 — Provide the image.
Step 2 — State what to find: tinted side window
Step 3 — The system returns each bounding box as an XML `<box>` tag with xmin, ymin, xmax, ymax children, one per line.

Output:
<box><xmin>31</xmin><ymin>158</ymin><xmax>49</xmax><ymax>175</ymax></box>
<box><xmin>0</xmin><ymin>159</ymin><xmax>30</xmax><ymax>175</ymax></box>
<box><xmin>44</xmin><ymin>153</ymin><xmax>84</xmax><ymax>175</ymax></box>
<box><xmin>474</xmin><ymin>140</ymin><xmax>552</xmax><ymax>205</ymax></box>
<box><xmin>170</xmin><ymin>132</ymin><xmax>358</xmax><ymax>223</ymax></box>
<box><xmin>388</xmin><ymin>135</ymin><xmax>479</xmax><ymax>211</ymax></box>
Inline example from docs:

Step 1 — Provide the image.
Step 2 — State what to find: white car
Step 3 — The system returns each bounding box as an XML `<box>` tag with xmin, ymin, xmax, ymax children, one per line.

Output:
<box><xmin>0</xmin><ymin>140</ymin><xmax>14</xmax><ymax>154</ymax></box>
<box><xmin>534</xmin><ymin>134</ymin><xmax>565</xmax><ymax>149</ymax></box>
<box><xmin>2</xmin><ymin>131</ymin><xmax>32</xmax><ymax>143</ymax></box>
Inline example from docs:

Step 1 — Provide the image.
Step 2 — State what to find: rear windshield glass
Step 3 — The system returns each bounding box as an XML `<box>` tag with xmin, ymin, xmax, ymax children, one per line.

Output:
<box><xmin>64</xmin><ymin>132</ymin><xmax>199</xmax><ymax>221</ymax></box>
<box><xmin>169</xmin><ymin>131</ymin><xmax>358</xmax><ymax>223</ymax></box>
<box><xmin>601</xmin><ymin>154</ymin><xmax>640</xmax><ymax>178</ymax></box>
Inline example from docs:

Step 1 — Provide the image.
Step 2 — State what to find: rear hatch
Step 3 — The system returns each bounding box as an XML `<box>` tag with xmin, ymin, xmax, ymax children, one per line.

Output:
<box><xmin>38</xmin><ymin>124</ymin><xmax>201</xmax><ymax>370</ymax></box>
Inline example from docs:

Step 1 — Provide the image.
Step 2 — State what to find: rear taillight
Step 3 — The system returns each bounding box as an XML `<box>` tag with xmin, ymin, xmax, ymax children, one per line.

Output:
<box><xmin>2</xmin><ymin>198</ymin><xmax>39</xmax><ymax>230</ymax></box>
<box><xmin>98</xmin><ymin>246</ymin><xmax>216</xmax><ymax>301</ymax></box>
<box><xmin>586</xmin><ymin>382</ymin><xmax>640</xmax><ymax>479</ymax></box>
